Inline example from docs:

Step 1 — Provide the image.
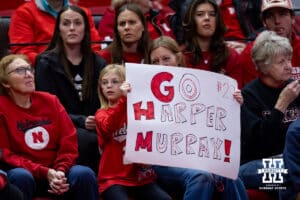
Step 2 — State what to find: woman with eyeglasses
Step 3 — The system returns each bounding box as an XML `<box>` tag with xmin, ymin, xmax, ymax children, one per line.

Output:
<box><xmin>0</xmin><ymin>54</ymin><xmax>99</xmax><ymax>200</ymax></box>
<box><xmin>95</xmin><ymin>64</ymin><xmax>172</xmax><ymax>200</ymax></box>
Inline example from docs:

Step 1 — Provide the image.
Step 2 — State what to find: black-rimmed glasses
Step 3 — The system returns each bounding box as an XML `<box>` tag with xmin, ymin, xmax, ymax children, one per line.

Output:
<box><xmin>7</xmin><ymin>66</ymin><xmax>35</xmax><ymax>75</ymax></box>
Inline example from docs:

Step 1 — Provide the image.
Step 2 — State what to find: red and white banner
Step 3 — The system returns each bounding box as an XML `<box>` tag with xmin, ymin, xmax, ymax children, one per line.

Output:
<box><xmin>124</xmin><ymin>63</ymin><xmax>240</xmax><ymax>180</ymax></box>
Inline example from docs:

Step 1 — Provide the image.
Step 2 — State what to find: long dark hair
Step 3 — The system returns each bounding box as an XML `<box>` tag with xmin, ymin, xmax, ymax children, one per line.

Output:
<box><xmin>183</xmin><ymin>0</ymin><xmax>229</xmax><ymax>72</ymax></box>
<box><xmin>45</xmin><ymin>5</ymin><xmax>95</xmax><ymax>100</ymax></box>
<box><xmin>110</xmin><ymin>3</ymin><xmax>151</xmax><ymax>64</ymax></box>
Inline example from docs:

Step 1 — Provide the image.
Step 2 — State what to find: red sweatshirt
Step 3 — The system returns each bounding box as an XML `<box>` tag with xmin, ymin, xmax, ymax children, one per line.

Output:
<box><xmin>95</xmin><ymin>96</ymin><xmax>155</xmax><ymax>193</ymax></box>
<box><xmin>9</xmin><ymin>1</ymin><xmax>101</xmax><ymax>64</ymax></box>
<box><xmin>99</xmin><ymin>48</ymin><xmax>144</xmax><ymax>64</ymax></box>
<box><xmin>0</xmin><ymin>92</ymin><xmax>78</xmax><ymax>179</ymax></box>
<box><xmin>184</xmin><ymin>47</ymin><xmax>242</xmax><ymax>89</ymax></box>
<box><xmin>240</xmin><ymin>32</ymin><xmax>300</xmax><ymax>86</ymax></box>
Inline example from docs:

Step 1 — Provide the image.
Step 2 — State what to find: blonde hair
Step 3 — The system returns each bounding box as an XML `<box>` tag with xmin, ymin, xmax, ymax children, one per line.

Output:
<box><xmin>149</xmin><ymin>36</ymin><xmax>186</xmax><ymax>67</ymax></box>
<box><xmin>98</xmin><ymin>64</ymin><xmax>125</xmax><ymax>109</ymax></box>
<box><xmin>0</xmin><ymin>54</ymin><xmax>30</xmax><ymax>95</ymax></box>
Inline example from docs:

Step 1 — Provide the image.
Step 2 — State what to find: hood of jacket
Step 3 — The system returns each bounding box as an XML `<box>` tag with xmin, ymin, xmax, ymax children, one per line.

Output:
<box><xmin>35</xmin><ymin>0</ymin><xmax>69</xmax><ymax>17</ymax></box>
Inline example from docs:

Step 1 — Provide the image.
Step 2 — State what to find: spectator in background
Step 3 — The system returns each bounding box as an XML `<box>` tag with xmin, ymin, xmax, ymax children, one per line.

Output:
<box><xmin>148</xmin><ymin>36</ymin><xmax>247</xmax><ymax>200</ymax></box>
<box><xmin>182</xmin><ymin>0</ymin><xmax>242</xmax><ymax>89</ymax></box>
<box><xmin>240</xmin><ymin>0</ymin><xmax>300</xmax><ymax>86</ymax></box>
<box><xmin>35</xmin><ymin>5</ymin><xmax>106</xmax><ymax>174</ymax></box>
<box><xmin>95</xmin><ymin>64</ymin><xmax>172</xmax><ymax>200</ymax></box>
<box><xmin>169</xmin><ymin>0</ymin><xmax>263</xmax><ymax>52</ymax></box>
<box><xmin>217</xmin><ymin>0</ymin><xmax>263</xmax><ymax>53</ymax></box>
<box><xmin>99</xmin><ymin>3</ymin><xmax>151</xmax><ymax>64</ymax></box>
<box><xmin>239</xmin><ymin>30</ymin><xmax>300</xmax><ymax>198</ymax></box>
<box><xmin>0</xmin><ymin>54</ymin><xmax>98</xmax><ymax>200</ymax></box>
<box><xmin>9</xmin><ymin>0</ymin><xmax>101</xmax><ymax>64</ymax></box>
<box><xmin>96</xmin><ymin>0</ymin><xmax>127</xmax><ymax>49</ymax></box>
<box><xmin>0</xmin><ymin>170</ymin><xmax>23</xmax><ymax>200</ymax></box>
<box><xmin>97</xmin><ymin>0</ymin><xmax>175</xmax><ymax>49</ymax></box>
<box><xmin>292</xmin><ymin>0</ymin><xmax>300</xmax><ymax>36</ymax></box>
<box><xmin>147</xmin><ymin>36</ymin><xmax>185</xmax><ymax>66</ymax></box>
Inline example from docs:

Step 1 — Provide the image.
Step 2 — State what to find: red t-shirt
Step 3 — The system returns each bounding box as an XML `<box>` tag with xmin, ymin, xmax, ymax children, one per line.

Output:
<box><xmin>184</xmin><ymin>47</ymin><xmax>242</xmax><ymax>89</ymax></box>
<box><xmin>99</xmin><ymin>48</ymin><xmax>145</xmax><ymax>64</ymax></box>
<box><xmin>95</xmin><ymin>97</ymin><xmax>155</xmax><ymax>193</ymax></box>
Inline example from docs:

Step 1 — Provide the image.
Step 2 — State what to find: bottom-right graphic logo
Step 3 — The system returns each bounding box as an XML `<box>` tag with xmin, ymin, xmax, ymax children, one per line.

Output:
<box><xmin>257</xmin><ymin>158</ymin><xmax>288</xmax><ymax>190</ymax></box>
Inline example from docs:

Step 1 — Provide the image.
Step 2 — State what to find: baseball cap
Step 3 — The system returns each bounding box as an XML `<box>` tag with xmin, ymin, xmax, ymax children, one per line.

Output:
<box><xmin>261</xmin><ymin>0</ymin><xmax>293</xmax><ymax>13</ymax></box>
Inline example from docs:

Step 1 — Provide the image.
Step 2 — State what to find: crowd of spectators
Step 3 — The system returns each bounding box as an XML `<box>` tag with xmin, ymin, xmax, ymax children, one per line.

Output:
<box><xmin>1</xmin><ymin>0</ymin><xmax>300</xmax><ymax>199</ymax></box>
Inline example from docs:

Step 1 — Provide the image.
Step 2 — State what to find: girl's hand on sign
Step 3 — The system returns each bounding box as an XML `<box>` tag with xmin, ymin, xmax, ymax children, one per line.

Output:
<box><xmin>233</xmin><ymin>89</ymin><xmax>243</xmax><ymax>105</ymax></box>
<box><xmin>120</xmin><ymin>81</ymin><xmax>131</xmax><ymax>96</ymax></box>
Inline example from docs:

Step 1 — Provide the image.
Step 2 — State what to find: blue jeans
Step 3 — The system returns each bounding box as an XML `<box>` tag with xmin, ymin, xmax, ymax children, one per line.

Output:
<box><xmin>153</xmin><ymin>166</ymin><xmax>248</xmax><ymax>200</ymax></box>
<box><xmin>281</xmin><ymin>119</ymin><xmax>300</xmax><ymax>200</ymax></box>
<box><xmin>102</xmin><ymin>183</ymin><xmax>172</xmax><ymax>200</ymax></box>
<box><xmin>7</xmin><ymin>165</ymin><xmax>99</xmax><ymax>200</ymax></box>
<box><xmin>76</xmin><ymin>128</ymin><xmax>100</xmax><ymax>174</ymax></box>
<box><xmin>239</xmin><ymin>159</ymin><xmax>264</xmax><ymax>189</ymax></box>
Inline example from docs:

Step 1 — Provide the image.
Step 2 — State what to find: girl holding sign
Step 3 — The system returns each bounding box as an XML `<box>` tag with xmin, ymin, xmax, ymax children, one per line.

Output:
<box><xmin>148</xmin><ymin>36</ymin><xmax>246</xmax><ymax>199</ymax></box>
<box><xmin>95</xmin><ymin>64</ymin><xmax>172</xmax><ymax>200</ymax></box>
<box><xmin>182</xmin><ymin>0</ymin><xmax>242</xmax><ymax>89</ymax></box>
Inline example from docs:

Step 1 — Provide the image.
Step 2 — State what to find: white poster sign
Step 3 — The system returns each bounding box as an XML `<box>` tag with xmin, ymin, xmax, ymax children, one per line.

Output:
<box><xmin>124</xmin><ymin>63</ymin><xmax>240</xmax><ymax>179</ymax></box>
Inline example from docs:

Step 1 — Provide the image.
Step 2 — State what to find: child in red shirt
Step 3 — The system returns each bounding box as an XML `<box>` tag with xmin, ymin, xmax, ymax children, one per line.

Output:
<box><xmin>95</xmin><ymin>64</ymin><xmax>171</xmax><ymax>200</ymax></box>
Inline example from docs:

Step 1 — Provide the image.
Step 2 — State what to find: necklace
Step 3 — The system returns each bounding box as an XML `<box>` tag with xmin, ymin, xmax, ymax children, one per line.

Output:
<box><xmin>202</xmin><ymin>52</ymin><xmax>210</xmax><ymax>65</ymax></box>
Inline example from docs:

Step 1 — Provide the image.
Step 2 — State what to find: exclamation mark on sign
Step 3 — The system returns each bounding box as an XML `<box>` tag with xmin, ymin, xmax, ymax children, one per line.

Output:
<box><xmin>224</xmin><ymin>139</ymin><xmax>231</xmax><ymax>162</ymax></box>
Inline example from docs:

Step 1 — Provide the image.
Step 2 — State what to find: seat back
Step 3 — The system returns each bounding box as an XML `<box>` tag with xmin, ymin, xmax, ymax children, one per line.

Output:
<box><xmin>0</xmin><ymin>17</ymin><xmax>10</xmax><ymax>59</ymax></box>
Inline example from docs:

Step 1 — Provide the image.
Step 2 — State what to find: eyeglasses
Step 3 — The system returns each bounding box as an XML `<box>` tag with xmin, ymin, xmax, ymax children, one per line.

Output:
<box><xmin>7</xmin><ymin>66</ymin><xmax>35</xmax><ymax>75</ymax></box>
<box><xmin>101</xmin><ymin>79</ymin><xmax>122</xmax><ymax>87</ymax></box>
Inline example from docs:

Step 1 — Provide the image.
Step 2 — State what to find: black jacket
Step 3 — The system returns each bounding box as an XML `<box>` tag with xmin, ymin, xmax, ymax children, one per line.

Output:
<box><xmin>35</xmin><ymin>52</ymin><xmax>106</xmax><ymax>128</ymax></box>
<box><xmin>241</xmin><ymin>79</ymin><xmax>300</xmax><ymax>164</ymax></box>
